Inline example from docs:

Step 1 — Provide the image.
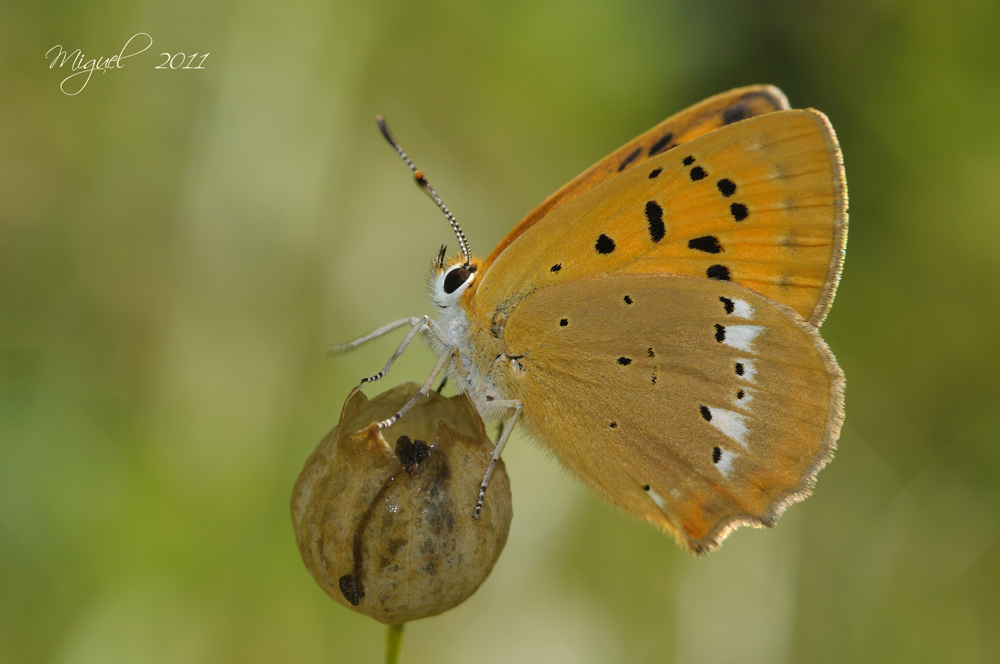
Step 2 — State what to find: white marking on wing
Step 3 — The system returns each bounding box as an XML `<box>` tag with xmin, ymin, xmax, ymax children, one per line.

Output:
<box><xmin>735</xmin><ymin>389</ymin><xmax>753</xmax><ymax>409</ymax></box>
<box><xmin>739</xmin><ymin>359</ymin><xmax>756</xmax><ymax>382</ymax></box>
<box><xmin>648</xmin><ymin>488</ymin><xmax>667</xmax><ymax>511</ymax></box>
<box><xmin>731</xmin><ymin>298</ymin><xmax>754</xmax><ymax>319</ymax></box>
<box><xmin>706</xmin><ymin>406</ymin><xmax>750</xmax><ymax>447</ymax></box>
<box><xmin>723</xmin><ymin>325</ymin><xmax>764</xmax><ymax>352</ymax></box>
<box><xmin>716</xmin><ymin>448</ymin><xmax>738</xmax><ymax>476</ymax></box>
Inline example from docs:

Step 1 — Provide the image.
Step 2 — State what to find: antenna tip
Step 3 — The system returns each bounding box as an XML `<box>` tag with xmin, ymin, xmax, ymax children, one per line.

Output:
<box><xmin>414</xmin><ymin>170</ymin><xmax>426</xmax><ymax>185</ymax></box>
<box><xmin>375</xmin><ymin>115</ymin><xmax>395</xmax><ymax>146</ymax></box>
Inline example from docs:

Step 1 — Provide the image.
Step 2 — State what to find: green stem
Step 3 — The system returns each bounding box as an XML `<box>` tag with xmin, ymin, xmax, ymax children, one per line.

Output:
<box><xmin>386</xmin><ymin>623</ymin><xmax>404</xmax><ymax>664</ymax></box>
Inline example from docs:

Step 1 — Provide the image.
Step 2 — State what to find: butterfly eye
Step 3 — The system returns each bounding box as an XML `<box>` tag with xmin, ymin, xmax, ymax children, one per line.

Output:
<box><xmin>443</xmin><ymin>266</ymin><xmax>473</xmax><ymax>294</ymax></box>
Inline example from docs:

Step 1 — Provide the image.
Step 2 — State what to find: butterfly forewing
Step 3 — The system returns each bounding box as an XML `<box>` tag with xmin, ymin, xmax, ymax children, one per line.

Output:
<box><xmin>483</xmin><ymin>85</ymin><xmax>791</xmax><ymax>270</ymax></box>
<box><xmin>498</xmin><ymin>275</ymin><xmax>843</xmax><ymax>553</ymax></box>
<box><xmin>473</xmin><ymin>109</ymin><xmax>847</xmax><ymax>326</ymax></box>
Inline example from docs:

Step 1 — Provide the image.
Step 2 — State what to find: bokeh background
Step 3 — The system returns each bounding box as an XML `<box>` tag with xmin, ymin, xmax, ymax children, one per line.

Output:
<box><xmin>3</xmin><ymin>1</ymin><xmax>1000</xmax><ymax>662</ymax></box>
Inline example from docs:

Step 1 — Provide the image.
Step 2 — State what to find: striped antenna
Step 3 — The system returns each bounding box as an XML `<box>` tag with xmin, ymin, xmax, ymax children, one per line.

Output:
<box><xmin>376</xmin><ymin>116</ymin><xmax>472</xmax><ymax>265</ymax></box>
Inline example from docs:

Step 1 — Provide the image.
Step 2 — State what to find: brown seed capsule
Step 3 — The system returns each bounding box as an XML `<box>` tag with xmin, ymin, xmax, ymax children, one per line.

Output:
<box><xmin>291</xmin><ymin>383</ymin><xmax>513</xmax><ymax>624</ymax></box>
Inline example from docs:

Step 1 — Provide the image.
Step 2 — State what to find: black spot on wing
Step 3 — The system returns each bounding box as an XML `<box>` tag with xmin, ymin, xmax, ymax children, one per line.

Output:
<box><xmin>735</xmin><ymin>362</ymin><xmax>745</xmax><ymax>376</ymax></box>
<box><xmin>723</xmin><ymin>104</ymin><xmax>750</xmax><ymax>125</ymax></box>
<box><xmin>714</xmin><ymin>324</ymin><xmax>726</xmax><ymax>342</ymax></box>
<box><xmin>688</xmin><ymin>235</ymin><xmax>722</xmax><ymax>253</ymax></box>
<box><xmin>643</xmin><ymin>484</ymin><xmax>651</xmax><ymax>491</ymax></box>
<box><xmin>609</xmin><ymin>421</ymin><xmax>618</xmax><ymax>429</ymax></box>
<box><xmin>648</xmin><ymin>132</ymin><xmax>674</xmax><ymax>156</ymax></box>
<box><xmin>618</xmin><ymin>147</ymin><xmax>641</xmax><ymax>172</ymax></box>
<box><xmin>690</xmin><ymin>166</ymin><xmax>707</xmax><ymax>181</ymax></box>
<box><xmin>683</xmin><ymin>155</ymin><xmax>695</xmax><ymax>166</ymax></box>
<box><xmin>595</xmin><ymin>234</ymin><xmax>616</xmax><ymax>254</ymax></box>
<box><xmin>713</xmin><ymin>446</ymin><xmax>722</xmax><ymax>463</ymax></box>
<box><xmin>623</xmin><ymin>295</ymin><xmax>633</xmax><ymax>304</ymax></box>
<box><xmin>649</xmin><ymin>167</ymin><xmax>662</xmax><ymax>179</ymax></box>
<box><xmin>730</xmin><ymin>203</ymin><xmax>749</xmax><ymax>221</ymax></box>
<box><xmin>559</xmin><ymin>318</ymin><xmax>568</xmax><ymax>327</ymax></box>
<box><xmin>647</xmin><ymin>348</ymin><xmax>655</xmax><ymax>357</ymax></box>
<box><xmin>550</xmin><ymin>263</ymin><xmax>562</xmax><ymax>272</ymax></box>
<box><xmin>618</xmin><ymin>357</ymin><xmax>632</xmax><ymax>366</ymax></box>
<box><xmin>700</xmin><ymin>405</ymin><xmax>712</xmax><ymax>421</ymax></box>
<box><xmin>707</xmin><ymin>264</ymin><xmax>731</xmax><ymax>281</ymax></box>
<box><xmin>717</xmin><ymin>179</ymin><xmax>737</xmax><ymax>197</ymax></box>
<box><xmin>719</xmin><ymin>296</ymin><xmax>735</xmax><ymax>314</ymax></box>
<box><xmin>737</xmin><ymin>389</ymin><xmax>745</xmax><ymax>400</ymax></box>
<box><xmin>645</xmin><ymin>201</ymin><xmax>665</xmax><ymax>242</ymax></box>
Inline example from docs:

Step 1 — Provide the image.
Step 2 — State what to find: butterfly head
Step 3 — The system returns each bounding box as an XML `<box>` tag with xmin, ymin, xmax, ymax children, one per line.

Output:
<box><xmin>430</xmin><ymin>245</ymin><xmax>480</xmax><ymax>309</ymax></box>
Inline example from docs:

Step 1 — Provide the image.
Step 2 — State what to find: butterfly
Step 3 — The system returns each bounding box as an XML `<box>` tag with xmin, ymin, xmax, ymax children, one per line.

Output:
<box><xmin>334</xmin><ymin>85</ymin><xmax>847</xmax><ymax>554</ymax></box>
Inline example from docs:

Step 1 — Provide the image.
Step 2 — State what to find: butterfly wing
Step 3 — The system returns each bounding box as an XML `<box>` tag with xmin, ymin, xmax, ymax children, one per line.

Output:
<box><xmin>472</xmin><ymin>109</ymin><xmax>847</xmax><ymax>326</ymax></box>
<box><xmin>497</xmin><ymin>274</ymin><xmax>843</xmax><ymax>554</ymax></box>
<box><xmin>483</xmin><ymin>85</ymin><xmax>790</xmax><ymax>269</ymax></box>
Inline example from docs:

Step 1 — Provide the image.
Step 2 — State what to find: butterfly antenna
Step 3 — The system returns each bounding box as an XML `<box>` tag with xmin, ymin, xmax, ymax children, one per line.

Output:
<box><xmin>376</xmin><ymin>115</ymin><xmax>472</xmax><ymax>265</ymax></box>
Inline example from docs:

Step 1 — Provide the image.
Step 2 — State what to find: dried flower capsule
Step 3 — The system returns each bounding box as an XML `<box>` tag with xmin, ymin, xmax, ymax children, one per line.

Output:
<box><xmin>291</xmin><ymin>383</ymin><xmax>512</xmax><ymax>623</ymax></box>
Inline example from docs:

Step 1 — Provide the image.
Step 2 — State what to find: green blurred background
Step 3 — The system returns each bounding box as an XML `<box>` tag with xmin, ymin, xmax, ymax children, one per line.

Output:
<box><xmin>3</xmin><ymin>0</ymin><xmax>1000</xmax><ymax>662</ymax></box>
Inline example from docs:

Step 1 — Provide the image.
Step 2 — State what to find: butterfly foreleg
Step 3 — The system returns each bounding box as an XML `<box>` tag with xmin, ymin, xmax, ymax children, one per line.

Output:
<box><xmin>474</xmin><ymin>399</ymin><xmax>522</xmax><ymax>519</ymax></box>
<box><xmin>375</xmin><ymin>342</ymin><xmax>461</xmax><ymax>429</ymax></box>
<box><xmin>327</xmin><ymin>316</ymin><xmax>426</xmax><ymax>355</ymax></box>
<box><xmin>330</xmin><ymin>315</ymin><xmax>433</xmax><ymax>386</ymax></box>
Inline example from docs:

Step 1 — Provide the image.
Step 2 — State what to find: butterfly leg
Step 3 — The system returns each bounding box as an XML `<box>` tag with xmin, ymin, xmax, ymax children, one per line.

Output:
<box><xmin>474</xmin><ymin>400</ymin><xmax>522</xmax><ymax>518</ymax></box>
<box><xmin>331</xmin><ymin>316</ymin><xmax>432</xmax><ymax>386</ymax></box>
<box><xmin>375</xmin><ymin>345</ymin><xmax>458</xmax><ymax>429</ymax></box>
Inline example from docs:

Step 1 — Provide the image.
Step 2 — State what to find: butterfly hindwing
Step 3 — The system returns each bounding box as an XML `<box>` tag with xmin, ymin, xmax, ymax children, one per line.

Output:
<box><xmin>483</xmin><ymin>85</ymin><xmax>791</xmax><ymax>269</ymax></box>
<box><xmin>472</xmin><ymin>109</ymin><xmax>847</xmax><ymax>326</ymax></box>
<box><xmin>497</xmin><ymin>274</ymin><xmax>844</xmax><ymax>553</ymax></box>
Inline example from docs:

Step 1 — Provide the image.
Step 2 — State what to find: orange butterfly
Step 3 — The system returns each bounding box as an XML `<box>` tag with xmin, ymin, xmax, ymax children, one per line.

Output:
<box><xmin>333</xmin><ymin>85</ymin><xmax>847</xmax><ymax>554</ymax></box>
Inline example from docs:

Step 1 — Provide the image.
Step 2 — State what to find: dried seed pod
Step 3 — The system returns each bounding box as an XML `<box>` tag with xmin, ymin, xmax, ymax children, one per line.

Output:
<box><xmin>291</xmin><ymin>383</ymin><xmax>513</xmax><ymax>624</ymax></box>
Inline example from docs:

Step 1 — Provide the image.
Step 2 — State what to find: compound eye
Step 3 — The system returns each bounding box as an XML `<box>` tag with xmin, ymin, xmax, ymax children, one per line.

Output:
<box><xmin>443</xmin><ymin>266</ymin><xmax>472</xmax><ymax>294</ymax></box>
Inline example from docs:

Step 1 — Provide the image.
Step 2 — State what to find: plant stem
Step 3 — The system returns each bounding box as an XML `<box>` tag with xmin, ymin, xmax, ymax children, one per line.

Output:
<box><xmin>386</xmin><ymin>623</ymin><xmax>404</xmax><ymax>664</ymax></box>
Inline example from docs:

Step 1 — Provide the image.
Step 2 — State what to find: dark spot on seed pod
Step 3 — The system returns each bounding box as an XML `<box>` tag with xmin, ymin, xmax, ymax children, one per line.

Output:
<box><xmin>396</xmin><ymin>435</ymin><xmax>430</xmax><ymax>475</ymax></box>
<box><xmin>422</xmin><ymin>559</ymin><xmax>437</xmax><ymax>578</ymax></box>
<box><xmin>339</xmin><ymin>574</ymin><xmax>364</xmax><ymax>606</ymax></box>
